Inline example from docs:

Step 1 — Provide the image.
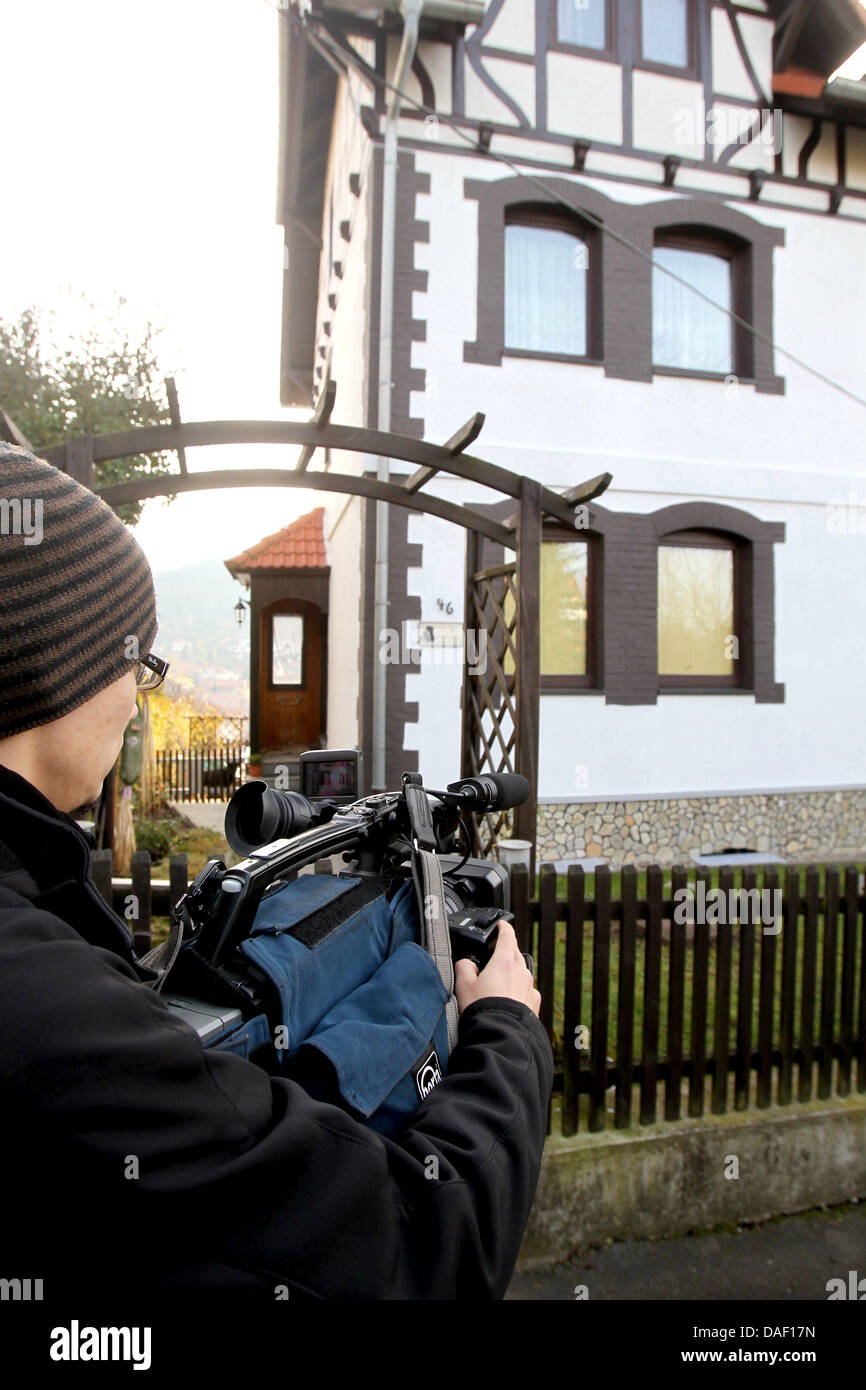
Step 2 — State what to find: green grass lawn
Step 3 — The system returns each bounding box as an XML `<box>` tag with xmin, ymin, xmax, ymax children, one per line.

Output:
<box><xmin>146</xmin><ymin>824</ymin><xmax>230</xmax><ymax>879</ymax></box>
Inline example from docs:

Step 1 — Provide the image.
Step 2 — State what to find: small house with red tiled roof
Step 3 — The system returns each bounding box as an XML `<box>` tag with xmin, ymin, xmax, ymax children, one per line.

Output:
<box><xmin>225</xmin><ymin>508</ymin><xmax>329</xmax><ymax>756</ymax></box>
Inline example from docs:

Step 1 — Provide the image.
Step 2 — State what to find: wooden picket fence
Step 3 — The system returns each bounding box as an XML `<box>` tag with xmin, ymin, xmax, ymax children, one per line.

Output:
<box><xmin>154</xmin><ymin>744</ymin><xmax>245</xmax><ymax>802</ymax></box>
<box><xmin>91</xmin><ymin>849</ymin><xmax>189</xmax><ymax>955</ymax></box>
<box><xmin>92</xmin><ymin>849</ymin><xmax>865</xmax><ymax>1134</ymax></box>
<box><xmin>510</xmin><ymin>862</ymin><xmax>866</xmax><ymax>1135</ymax></box>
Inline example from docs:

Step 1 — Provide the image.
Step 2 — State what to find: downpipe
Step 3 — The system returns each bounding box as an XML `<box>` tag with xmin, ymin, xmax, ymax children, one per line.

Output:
<box><xmin>372</xmin><ymin>0</ymin><xmax>423</xmax><ymax>790</ymax></box>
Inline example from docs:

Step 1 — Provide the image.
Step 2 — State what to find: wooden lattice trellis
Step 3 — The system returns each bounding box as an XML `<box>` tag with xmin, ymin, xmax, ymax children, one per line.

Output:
<box><xmin>461</xmin><ymin>557</ymin><xmax>518</xmax><ymax>856</ymax></box>
<box><xmin>461</xmin><ymin>475</ymin><xmax>560</xmax><ymax>872</ymax></box>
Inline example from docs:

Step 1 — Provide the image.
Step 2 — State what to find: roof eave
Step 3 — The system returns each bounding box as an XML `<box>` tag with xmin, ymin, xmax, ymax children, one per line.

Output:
<box><xmin>770</xmin><ymin>0</ymin><xmax>866</xmax><ymax>78</ymax></box>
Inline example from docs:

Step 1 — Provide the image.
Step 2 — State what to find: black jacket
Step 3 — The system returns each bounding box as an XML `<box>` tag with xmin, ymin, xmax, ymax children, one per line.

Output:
<box><xmin>0</xmin><ymin>766</ymin><xmax>553</xmax><ymax>1302</ymax></box>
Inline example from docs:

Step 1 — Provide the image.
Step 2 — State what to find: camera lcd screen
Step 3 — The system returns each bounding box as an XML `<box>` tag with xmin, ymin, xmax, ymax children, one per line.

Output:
<box><xmin>303</xmin><ymin>757</ymin><xmax>357</xmax><ymax>802</ymax></box>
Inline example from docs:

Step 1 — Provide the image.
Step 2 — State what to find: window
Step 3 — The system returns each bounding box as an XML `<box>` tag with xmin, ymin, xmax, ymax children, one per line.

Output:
<box><xmin>465</xmin><ymin>178</ymin><xmax>782</xmax><ymax>391</ymax></box>
<box><xmin>557</xmin><ymin>0</ymin><xmax>608</xmax><ymax>50</ymax></box>
<box><xmin>271</xmin><ymin>613</ymin><xmax>304</xmax><ymax>686</ymax></box>
<box><xmin>653</xmin><ymin>233</ymin><xmax>735</xmax><ymax>375</ymax></box>
<box><xmin>505</xmin><ymin>213</ymin><xmax>592</xmax><ymax>358</ymax></box>
<box><xmin>640</xmin><ymin>0</ymin><xmax>691</xmax><ymax>69</ymax></box>
<box><xmin>540</xmin><ymin>539</ymin><xmax>593</xmax><ymax>687</ymax></box>
<box><xmin>658</xmin><ymin>533</ymin><xmax>740</xmax><ymax>687</ymax></box>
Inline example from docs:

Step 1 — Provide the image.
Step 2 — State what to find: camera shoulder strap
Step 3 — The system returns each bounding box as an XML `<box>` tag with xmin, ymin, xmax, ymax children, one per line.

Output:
<box><xmin>137</xmin><ymin>913</ymin><xmax>184</xmax><ymax>991</ymax></box>
<box><xmin>411</xmin><ymin>847</ymin><xmax>459</xmax><ymax>1055</ymax></box>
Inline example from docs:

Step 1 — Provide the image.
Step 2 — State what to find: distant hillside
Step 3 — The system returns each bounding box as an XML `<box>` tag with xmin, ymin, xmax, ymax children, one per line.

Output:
<box><xmin>152</xmin><ymin>560</ymin><xmax>249</xmax><ymax>709</ymax></box>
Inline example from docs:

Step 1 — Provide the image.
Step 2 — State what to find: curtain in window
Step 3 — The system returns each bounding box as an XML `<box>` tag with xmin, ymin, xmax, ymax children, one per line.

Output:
<box><xmin>557</xmin><ymin>0</ymin><xmax>606</xmax><ymax>49</ymax></box>
<box><xmin>642</xmin><ymin>0</ymin><xmax>688</xmax><ymax>66</ymax></box>
<box><xmin>658</xmin><ymin>546</ymin><xmax>734</xmax><ymax>675</ymax></box>
<box><xmin>505</xmin><ymin>224</ymin><xmax>588</xmax><ymax>356</ymax></box>
<box><xmin>652</xmin><ymin>246</ymin><xmax>732</xmax><ymax>373</ymax></box>
<box><xmin>541</xmin><ymin>543</ymin><xmax>588</xmax><ymax>676</ymax></box>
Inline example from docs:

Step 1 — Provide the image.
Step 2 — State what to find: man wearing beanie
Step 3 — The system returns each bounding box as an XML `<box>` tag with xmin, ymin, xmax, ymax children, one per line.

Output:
<box><xmin>0</xmin><ymin>446</ymin><xmax>553</xmax><ymax>1305</ymax></box>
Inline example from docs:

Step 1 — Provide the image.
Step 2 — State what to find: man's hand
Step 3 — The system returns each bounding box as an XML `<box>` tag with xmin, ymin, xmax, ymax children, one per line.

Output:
<box><xmin>454</xmin><ymin>919</ymin><xmax>541</xmax><ymax>1017</ymax></box>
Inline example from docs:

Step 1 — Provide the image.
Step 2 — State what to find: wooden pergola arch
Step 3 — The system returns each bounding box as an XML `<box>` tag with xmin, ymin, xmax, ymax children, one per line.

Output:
<box><xmin>14</xmin><ymin>392</ymin><xmax>610</xmax><ymax>860</ymax></box>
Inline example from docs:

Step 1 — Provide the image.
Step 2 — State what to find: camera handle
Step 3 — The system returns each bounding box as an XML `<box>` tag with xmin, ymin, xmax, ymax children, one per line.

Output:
<box><xmin>410</xmin><ymin>845</ymin><xmax>460</xmax><ymax>1056</ymax></box>
<box><xmin>403</xmin><ymin>773</ymin><xmax>460</xmax><ymax>1054</ymax></box>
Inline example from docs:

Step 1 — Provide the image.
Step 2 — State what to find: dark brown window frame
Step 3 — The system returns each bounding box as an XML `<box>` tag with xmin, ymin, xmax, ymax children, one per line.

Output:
<box><xmin>652</xmin><ymin>225</ymin><xmax>753</xmax><ymax>381</ymax></box>
<box><xmin>540</xmin><ymin>526</ymin><xmax>599</xmax><ymax>692</ymax></box>
<box><xmin>464</xmin><ymin>178</ymin><xmax>784</xmax><ymax>392</ymax></box>
<box><xmin>267</xmin><ymin>610</ymin><xmax>307</xmax><ymax>691</ymax></box>
<box><xmin>551</xmin><ymin>0</ymin><xmax>618</xmax><ymax>62</ymax></box>
<box><xmin>503</xmin><ymin>203</ymin><xmax>603</xmax><ymax>364</ymax></box>
<box><xmin>635</xmin><ymin>0</ymin><xmax>699</xmax><ymax>80</ymax></box>
<box><xmin>471</xmin><ymin>497</ymin><xmax>784</xmax><ymax>705</ymax></box>
<box><xmin>657</xmin><ymin>529</ymin><xmax>745</xmax><ymax>691</ymax></box>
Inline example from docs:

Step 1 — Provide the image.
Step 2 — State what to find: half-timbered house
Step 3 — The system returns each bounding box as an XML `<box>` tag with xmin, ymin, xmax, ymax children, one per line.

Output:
<box><xmin>271</xmin><ymin>0</ymin><xmax>866</xmax><ymax>865</ymax></box>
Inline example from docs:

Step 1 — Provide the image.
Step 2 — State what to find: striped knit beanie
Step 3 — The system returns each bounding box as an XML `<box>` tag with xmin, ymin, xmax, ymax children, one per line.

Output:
<box><xmin>0</xmin><ymin>446</ymin><xmax>157</xmax><ymax>738</ymax></box>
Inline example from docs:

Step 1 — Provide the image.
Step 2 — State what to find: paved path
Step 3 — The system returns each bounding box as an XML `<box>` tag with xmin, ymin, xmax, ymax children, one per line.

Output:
<box><xmin>168</xmin><ymin>800</ymin><xmax>230</xmax><ymax>835</ymax></box>
<box><xmin>507</xmin><ymin>1202</ymin><xmax>866</xmax><ymax>1300</ymax></box>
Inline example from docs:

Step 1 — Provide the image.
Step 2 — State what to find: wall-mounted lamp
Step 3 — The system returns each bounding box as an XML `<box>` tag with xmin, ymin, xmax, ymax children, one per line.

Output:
<box><xmin>234</xmin><ymin>598</ymin><xmax>251</xmax><ymax>626</ymax></box>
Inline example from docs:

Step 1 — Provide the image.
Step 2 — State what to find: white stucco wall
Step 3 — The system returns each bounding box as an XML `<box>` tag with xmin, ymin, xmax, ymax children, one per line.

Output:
<box><xmin>324</xmin><ymin>495</ymin><xmax>363</xmax><ymax>751</ymax></box>
<box><xmin>311</xmin><ymin>13</ymin><xmax>866</xmax><ymax>797</ymax></box>
<box><xmin>471</xmin><ymin>0</ymin><xmax>536</xmax><ymax>55</ymax></box>
<box><xmin>401</xmin><ymin>148</ymin><xmax>866</xmax><ymax>798</ymax></box>
<box><xmin>401</xmin><ymin>510</ymin><xmax>468</xmax><ymax>789</ymax></box>
<box><xmin>315</xmin><ymin>71</ymin><xmax>378</xmax><ymax>752</ymax></box>
<box><xmin>535</xmin><ymin>490</ymin><xmax>866</xmax><ymax>800</ymax></box>
<box><xmin>547</xmin><ymin>55</ymin><xmax>624</xmax><ymax>145</ymax></box>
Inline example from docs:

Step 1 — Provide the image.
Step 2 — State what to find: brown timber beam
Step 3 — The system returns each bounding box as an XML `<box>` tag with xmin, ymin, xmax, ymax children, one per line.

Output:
<box><xmin>562</xmin><ymin>471</ymin><xmax>613</xmax><ymax>507</ymax></box>
<box><xmin>514</xmin><ymin>476</ymin><xmax>541</xmax><ymax>878</ymax></box>
<box><xmin>0</xmin><ymin>409</ymin><xmax>35</xmax><ymax>452</ymax></box>
<box><xmin>501</xmin><ymin>469</ymin><xmax>613</xmax><ymax>531</ymax></box>
<box><xmin>164</xmin><ymin>377</ymin><xmax>187</xmax><ymax>474</ymax></box>
<box><xmin>39</xmin><ymin>420</ymin><xmax>569</xmax><ymax>525</ymax></box>
<box><xmin>405</xmin><ymin>411</ymin><xmax>486</xmax><ymax>494</ymax></box>
<box><xmin>95</xmin><ymin>468</ymin><xmax>515</xmax><ymax>548</ymax></box>
<box><xmin>296</xmin><ymin>377</ymin><xmax>337</xmax><ymax>472</ymax></box>
<box><xmin>63</xmin><ymin>435</ymin><xmax>94</xmax><ymax>490</ymax></box>
<box><xmin>37</xmin><ymin>418</ymin><xmax>594</xmax><ymax>531</ymax></box>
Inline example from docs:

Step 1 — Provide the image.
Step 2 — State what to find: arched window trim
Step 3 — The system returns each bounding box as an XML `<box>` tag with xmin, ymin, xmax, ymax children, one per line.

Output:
<box><xmin>463</xmin><ymin>176</ymin><xmax>784</xmax><ymax>392</ymax></box>
<box><xmin>470</xmin><ymin>500</ymin><xmax>784</xmax><ymax>705</ymax></box>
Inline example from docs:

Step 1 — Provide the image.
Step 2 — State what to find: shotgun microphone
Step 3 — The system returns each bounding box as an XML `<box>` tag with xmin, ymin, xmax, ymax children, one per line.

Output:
<box><xmin>445</xmin><ymin>773</ymin><xmax>530</xmax><ymax>812</ymax></box>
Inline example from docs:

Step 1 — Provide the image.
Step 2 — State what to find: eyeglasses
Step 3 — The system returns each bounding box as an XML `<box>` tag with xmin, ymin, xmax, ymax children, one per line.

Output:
<box><xmin>135</xmin><ymin>652</ymin><xmax>170</xmax><ymax>691</ymax></box>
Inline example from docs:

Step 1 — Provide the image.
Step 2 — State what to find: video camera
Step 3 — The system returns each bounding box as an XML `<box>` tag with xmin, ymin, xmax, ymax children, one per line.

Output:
<box><xmin>162</xmin><ymin>751</ymin><xmax>531</xmax><ymax>1053</ymax></box>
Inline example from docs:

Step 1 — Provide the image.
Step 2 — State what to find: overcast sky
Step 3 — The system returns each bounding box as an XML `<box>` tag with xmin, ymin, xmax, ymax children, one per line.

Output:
<box><xmin>0</xmin><ymin>0</ymin><xmax>315</xmax><ymax>575</ymax></box>
<box><xmin>1</xmin><ymin>2</ymin><xmax>864</xmax><ymax>577</ymax></box>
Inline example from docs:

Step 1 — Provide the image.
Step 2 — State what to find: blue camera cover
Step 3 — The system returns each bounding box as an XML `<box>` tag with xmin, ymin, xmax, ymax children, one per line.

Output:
<box><xmin>228</xmin><ymin>875</ymin><xmax>449</xmax><ymax>1133</ymax></box>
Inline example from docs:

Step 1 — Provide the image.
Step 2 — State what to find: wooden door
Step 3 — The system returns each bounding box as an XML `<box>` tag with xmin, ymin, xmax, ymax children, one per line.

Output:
<box><xmin>259</xmin><ymin>598</ymin><xmax>323</xmax><ymax>752</ymax></box>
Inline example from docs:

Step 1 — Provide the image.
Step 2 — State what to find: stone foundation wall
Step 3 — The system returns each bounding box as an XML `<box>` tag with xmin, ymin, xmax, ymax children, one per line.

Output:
<box><xmin>536</xmin><ymin>789</ymin><xmax>866</xmax><ymax>868</ymax></box>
